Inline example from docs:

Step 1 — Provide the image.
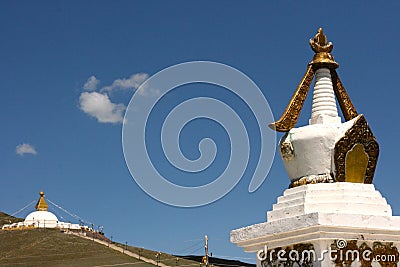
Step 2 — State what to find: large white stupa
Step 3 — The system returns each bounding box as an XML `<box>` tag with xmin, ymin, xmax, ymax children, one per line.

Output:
<box><xmin>2</xmin><ymin>191</ymin><xmax>81</xmax><ymax>230</ymax></box>
<box><xmin>24</xmin><ymin>191</ymin><xmax>59</xmax><ymax>228</ymax></box>
<box><xmin>231</xmin><ymin>29</ymin><xmax>400</xmax><ymax>267</ymax></box>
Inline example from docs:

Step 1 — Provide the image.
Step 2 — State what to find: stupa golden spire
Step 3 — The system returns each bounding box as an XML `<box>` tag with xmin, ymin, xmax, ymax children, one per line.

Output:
<box><xmin>35</xmin><ymin>191</ymin><xmax>48</xmax><ymax>211</ymax></box>
<box><xmin>269</xmin><ymin>28</ymin><xmax>358</xmax><ymax>132</ymax></box>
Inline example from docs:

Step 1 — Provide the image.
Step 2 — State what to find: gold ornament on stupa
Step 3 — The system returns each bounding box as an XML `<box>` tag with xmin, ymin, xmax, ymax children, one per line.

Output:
<box><xmin>35</xmin><ymin>191</ymin><xmax>49</xmax><ymax>211</ymax></box>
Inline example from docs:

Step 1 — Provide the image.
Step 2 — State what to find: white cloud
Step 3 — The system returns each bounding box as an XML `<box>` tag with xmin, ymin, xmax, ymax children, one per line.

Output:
<box><xmin>83</xmin><ymin>75</ymin><xmax>100</xmax><ymax>91</ymax></box>
<box><xmin>79</xmin><ymin>92</ymin><xmax>125</xmax><ymax>123</ymax></box>
<box><xmin>79</xmin><ymin>72</ymin><xmax>151</xmax><ymax>124</ymax></box>
<box><xmin>101</xmin><ymin>73</ymin><xmax>149</xmax><ymax>93</ymax></box>
<box><xmin>16</xmin><ymin>143</ymin><xmax>37</xmax><ymax>156</ymax></box>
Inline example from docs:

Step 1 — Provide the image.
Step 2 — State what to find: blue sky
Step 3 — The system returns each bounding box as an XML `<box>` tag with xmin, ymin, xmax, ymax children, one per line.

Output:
<box><xmin>1</xmin><ymin>1</ymin><xmax>400</xmax><ymax>263</ymax></box>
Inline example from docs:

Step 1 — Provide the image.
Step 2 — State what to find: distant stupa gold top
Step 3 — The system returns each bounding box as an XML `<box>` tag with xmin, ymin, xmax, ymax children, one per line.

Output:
<box><xmin>35</xmin><ymin>191</ymin><xmax>48</xmax><ymax>211</ymax></box>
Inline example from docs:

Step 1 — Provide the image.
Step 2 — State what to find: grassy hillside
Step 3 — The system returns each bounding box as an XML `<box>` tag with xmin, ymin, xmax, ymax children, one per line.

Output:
<box><xmin>0</xmin><ymin>213</ymin><xmax>253</xmax><ymax>267</ymax></box>
<box><xmin>114</xmin><ymin>243</ymin><xmax>202</xmax><ymax>267</ymax></box>
<box><xmin>0</xmin><ymin>229</ymin><xmax>155</xmax><ymax>266</ymax></box>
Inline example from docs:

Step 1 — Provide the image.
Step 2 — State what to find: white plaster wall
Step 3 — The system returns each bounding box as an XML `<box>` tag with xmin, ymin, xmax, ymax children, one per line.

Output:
<box><xmin>280</xmin><ymin>117</ymin><xmax>357</xmax><ymax>181</ymax></box>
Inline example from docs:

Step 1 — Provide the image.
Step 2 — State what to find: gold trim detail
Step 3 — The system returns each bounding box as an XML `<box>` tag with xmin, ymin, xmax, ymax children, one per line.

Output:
<box><xmin>359</xmin><ymin>242</ymin><xmax>373</xmax><ymax>267</ymax></box>
<box><xmin>331</xmin><ymin>69</ymin><xmax>358</xmax><ymax>120</ymax></box>
<box><xmin>334</xmin><ymin>115</ymin><xmax>379</xmax><ymax>183</ymax></box>
<box><xmin>331</xmin><ymin>240</ymin><xmax>359</xmax><ymax>266</ymax></box>
<box><xmin>269</xmin><ymin>65</ymin><xmax>314</xmax><ymax>132</ymax></box>
<box><xmin>290</xmin><ymin>173</ymin><xmax>334</xmax><ymax>188</ymax></box>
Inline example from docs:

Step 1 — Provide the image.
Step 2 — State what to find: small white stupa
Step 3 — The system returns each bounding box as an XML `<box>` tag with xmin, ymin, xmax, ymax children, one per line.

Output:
<box><xmin>231</xmin><ymin>29</ymin><xmax>400</xmax><ymax>267</ymax></box>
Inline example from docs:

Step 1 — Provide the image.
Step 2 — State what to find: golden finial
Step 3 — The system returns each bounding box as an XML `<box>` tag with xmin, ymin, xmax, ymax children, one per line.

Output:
<box><xmin>309</xmin><ymin>28</ymin><xmax>333</xmax><ymax>53</ymax></box>
<box><xmin>309</xmin><ymin>28</ymin><xmax>338</xmax><ymax>69</ymax></box>
<box><xmin>35</xmin><ymin>191</ymin><xmax>48</xmax><ymax>211</ymax></box>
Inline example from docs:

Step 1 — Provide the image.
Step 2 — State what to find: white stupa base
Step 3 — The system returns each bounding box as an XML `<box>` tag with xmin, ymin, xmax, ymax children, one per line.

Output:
<box><xmin>231</xmin><ymin>183</ymin><xmax>400</xmax><ymax>267</ymax></box>
<box><xmin>267</xmin><ymin>182</ymin><xmax>392</xmax><ymax>221</ymax></box>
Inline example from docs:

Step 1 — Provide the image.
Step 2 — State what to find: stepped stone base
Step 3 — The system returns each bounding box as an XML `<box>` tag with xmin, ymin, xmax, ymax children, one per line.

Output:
<box><xmin>231</xmin><ymin>183</ymin><xmax>400</xmax><ymax>267</ymax></box>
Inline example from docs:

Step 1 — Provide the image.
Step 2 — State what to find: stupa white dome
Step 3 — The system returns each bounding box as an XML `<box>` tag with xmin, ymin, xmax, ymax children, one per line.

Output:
<box><xmin>25</xmin><ymin>211</ymin><xmax>58</xmax><ymax>228</ymax></box>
